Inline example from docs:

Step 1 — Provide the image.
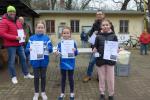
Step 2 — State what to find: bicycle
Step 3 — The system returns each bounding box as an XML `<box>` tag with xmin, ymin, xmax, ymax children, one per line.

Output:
<box><xmin>120</xmin><ymin>34</ymin><xmax>140</xmax><ymax>50</ymax></box>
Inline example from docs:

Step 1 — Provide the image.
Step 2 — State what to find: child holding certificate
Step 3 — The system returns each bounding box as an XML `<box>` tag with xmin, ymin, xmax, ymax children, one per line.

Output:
<box><xmin>93</xmin><ymin>19</ymin><xmax>118</xmax><ymax>100</ymax></box>
<box><xmin>55</xmin><ymin>27</ymin><xmax>78</xmax><ymax>100</ymax></box>
<box><xmin>25</xmin><ymin>21</ymin><xmax>53</xmax><ymax>100</ymax></box>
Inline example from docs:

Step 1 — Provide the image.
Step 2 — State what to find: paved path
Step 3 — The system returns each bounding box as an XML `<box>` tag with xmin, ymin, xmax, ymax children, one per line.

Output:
<box><xmin>0</xmin><ymin>50</ymin><xmax>150</xmax><ymax>100</ymax></box>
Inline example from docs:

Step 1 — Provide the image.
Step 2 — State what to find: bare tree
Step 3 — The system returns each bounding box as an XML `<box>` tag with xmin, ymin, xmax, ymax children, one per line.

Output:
<box><xmin>121</xmin><ymin>0</ymin><xmax>130</xmax><ymax>10</ymax></box>
<box><xmin>47</xmin><ymin>0</ymin><xmax>57</xmax><ymax>10</ymax></box>
<box><xmin>80</xmin><ymin>0</ymin><xmax>92</xmax><ymax>9</ymax></box>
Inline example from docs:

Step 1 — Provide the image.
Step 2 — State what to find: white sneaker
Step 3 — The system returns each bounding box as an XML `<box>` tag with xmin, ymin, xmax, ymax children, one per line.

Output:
<box><xmin>11</xmin><ymin>77</ymin><xmax>18</xmax><ymax>84</ymax></box>
<box><xmin>41</xmin><ymin>92</ymin><xmax>48</xmax><ymax>100</ymax></box>
<box><xmin>33</xmin><ymin>93</ymin><xmax>39</xmax><ymax>100</ymax></box>
<box><xmin>24</xmin><ymin>73</ymin><xmax>34</xmax><ymax>79</ymax></box>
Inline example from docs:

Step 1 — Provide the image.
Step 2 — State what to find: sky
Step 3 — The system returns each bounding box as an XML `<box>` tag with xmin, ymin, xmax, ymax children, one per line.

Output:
<box><xmin>89</xmin><ymin>0</ymin><xmax>137</xmax><ymax>10</ymax></box>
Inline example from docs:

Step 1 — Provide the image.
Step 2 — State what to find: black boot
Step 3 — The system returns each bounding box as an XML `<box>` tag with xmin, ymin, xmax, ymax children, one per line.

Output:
<box><xmin>99</xmin><ymin>94</ymin><xmax>105</xmax><ymax>100</ymax></box>
<box><xmin>108</xmin><ymin>96</ymin><xmax>114</xmax><ymax>100</ymax></box>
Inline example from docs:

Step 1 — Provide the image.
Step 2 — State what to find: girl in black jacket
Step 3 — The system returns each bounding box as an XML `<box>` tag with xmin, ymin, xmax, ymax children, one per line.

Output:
<box><xmin>93</xmin><ymin>19</ymin><xmax>118</xmax><ymax>100</ymax></box>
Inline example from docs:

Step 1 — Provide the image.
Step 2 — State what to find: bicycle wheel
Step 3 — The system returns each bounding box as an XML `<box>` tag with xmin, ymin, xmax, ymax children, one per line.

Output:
<box><xmin>121</xmin><ymin>40</ymin><xmax>130</xmax><ymax>50</ymax></box>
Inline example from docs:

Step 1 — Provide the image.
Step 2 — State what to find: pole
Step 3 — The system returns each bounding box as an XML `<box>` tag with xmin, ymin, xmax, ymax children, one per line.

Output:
<box><xmin>143</xmin><ymin>0</ymin><xmax>147</xmax><ymax>30</ymax></box>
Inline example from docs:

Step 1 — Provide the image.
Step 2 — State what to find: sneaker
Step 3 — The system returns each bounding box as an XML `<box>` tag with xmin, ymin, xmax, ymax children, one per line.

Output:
<box><xmin>58</xmin><ymin>94</ymin><xmax>65</xmax><ymax>100</ymax></box>
<box><xmin>70</xmin><ymin>93</ymin><xmax>75</xmax><ymax>100</ymax></box>
<box><xmin>33</xmin><ymin>93</ymin><xmax>39</xmax><ymax>100</ymax></box>
<box><xmin>108</xmin><ymin>96</ymin><xmax>114</xmax><ymax>100</ymax></box>
<box><xmin>24</xmin><ymin>73</ymin><xmax>34</xmax><ymax>79</ymax></box>
<box><xmin>41</xmin><ymin>92</ymin><xmax>48</xmax><ymax>100</ymax></box>
<box><xmin>70</xmin><ymin>96</ymin><xmax>74</xmax><ymax>100</ymax></box>
<box><xmin>83</xmin><ymin>76</ymin><xmax>91</xmax><ymax>82</ymax></box>
<box><xmin>11</xmin><ymin>77</ymin><xmax>18</xmax><ymax>84</ymax></box>
<box><xmin>99</xmin><ymin>94</ymin><xmax>105</xmax><ymax>100</ymax></box>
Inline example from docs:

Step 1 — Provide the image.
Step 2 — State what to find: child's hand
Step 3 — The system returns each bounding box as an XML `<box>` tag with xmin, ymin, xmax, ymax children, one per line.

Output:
<box><xmin>72</xmin><ymin>48</ymin><xmax>76</xmax><ymax>52</ymax></box>
<box><xmin>93</xmin><ymin>47</ymin><xmax>97</xmax><ymax>52</ymax></box>
<box><xmin>29</xmin><ymin>48</ymin><xmax>32</xmax><ymax>51</ymax></box>
<box><xmin>118</xmin><ymin>48</ymin><xmax>124</xmax><ymax>53</ymax></box>
<box><xmin>54</xmin><ymin>51</ymin><xmax>60</xmax><ymax>56</ymax></box>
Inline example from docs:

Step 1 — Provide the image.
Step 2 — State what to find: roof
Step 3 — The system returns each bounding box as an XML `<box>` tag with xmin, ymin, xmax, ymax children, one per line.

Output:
<box><xmin>0</xmin><ymin>0</ymin><xmax>39</xmax><ymax>17</ymax></box>
<box><xmin>35</xmin><ymin>10</ymin><xmax>144</xmax><ymax>15</ymax></box>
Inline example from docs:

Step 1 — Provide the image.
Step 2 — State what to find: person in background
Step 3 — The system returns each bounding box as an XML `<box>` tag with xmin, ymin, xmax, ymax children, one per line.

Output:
<box><xmin>83</xmin><ymin>10</ymin><xmax>106</xmax><ymax>82</ymax></box>
<box><xmin>55</xmin><ymin>27</ymin><xmax>78</xmax><ymax>100</ymax></box>
<box><xmin>18</xmin><ymin>16</ymin><xmax>32</xmax><ymax>47</ymax></box>
<box><xmin>139</xmin><ymin>29</ymin><xmax>150</xmax><ymax>55</ymax></box>
<box><xmin>25</xmin><ymin>21</ymin><xmax>53</xmax><ymax>100</ymax></box>
<box><xmin>93</xmin><ymin>19</ymin><xmax>118</xmax><ymax>100</ymax></box>
<box><xmin>0</xmin><ymin>5</ymin><xmax>34</xmax><ymax>84</ymax></box>
<box><xmin>80</xmin><ymin>29</ymin><xmax>88</xmax><ymax>48</ymax></box>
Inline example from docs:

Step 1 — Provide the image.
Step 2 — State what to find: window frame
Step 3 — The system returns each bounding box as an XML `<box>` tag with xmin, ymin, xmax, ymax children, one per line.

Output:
<box><xmin>119</xmin><ymin>20</ymin><xmax>129</xmax><ymax>34</ymax></box>
<box><xmin>45</xmin><ymin>20</ymin><xmax>55</xmax><ymax>34</ymax></box>
<box><xmin>70</xmin><ymin>20</ymin><xmax>80</xmax><ymax>33</ymax></box>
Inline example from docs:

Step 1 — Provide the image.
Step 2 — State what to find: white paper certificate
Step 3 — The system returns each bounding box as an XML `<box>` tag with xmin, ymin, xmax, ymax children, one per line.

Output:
<box><xmin>30</xmin><ymin>41</ymin><xmax>44</xmax><ymax>60</ymax></box>
<box><xmin>17</xmin><ymin>29</ymin><xmax>25</xmax><ymax>43</ymax></box>
<box><xmin>61</xmin><ymin>40</ymin><xmax>74</xmax><ymax>58</ymax></box>
<box><xmin>88</xmin><ymin>33</ymin><xmax>96</xmax><ymax>45</ymax></box>
<box><xmin>103</xmin><ymin>41</ymin><xmax>119</xmax><ymax>61</ymax></box>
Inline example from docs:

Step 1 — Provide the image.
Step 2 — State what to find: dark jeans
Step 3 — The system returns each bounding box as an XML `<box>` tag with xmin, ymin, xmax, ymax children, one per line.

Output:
<box><xmin>61</xmin><ymin>69</ymin><xmax>74</xmax><ymax>93</ymax></box>
<box><xmin>33</xmin><ymin>67</ymin><xmax>47</xmax><ymax>93</ymax></box>
<box><xmin>7</xmin><ymin>46</ymin><xmax>28</xmax><ymax>78</ymax></box>
<box><xmin>140</xmin><ymin>44</ymin><xmax>148</xmax><ymax>55</ymax></box>
<box><xmin>86</xmin><ymin>53</ymin><xmax>96</xmax><ymax>77</ymax></box>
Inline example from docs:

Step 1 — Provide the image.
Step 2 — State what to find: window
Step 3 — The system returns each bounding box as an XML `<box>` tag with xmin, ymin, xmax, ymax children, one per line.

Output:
<box><xmin>70</xmin><ymin>20</ymin><xmax>79</xmax><ymax>33</ymax></box>
<box><xmin>45</xmin><ymin>20</ymin><xmax>55</xmax><ymax>33</ymax></box>
<box><xmin>119</xmin><ymin>20</ymin><xmax>129</xmax><ymax>33</ymax></box>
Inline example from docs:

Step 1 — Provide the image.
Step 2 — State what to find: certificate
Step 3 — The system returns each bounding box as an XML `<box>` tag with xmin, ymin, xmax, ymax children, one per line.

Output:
<box><xmin>30</xmin><ymin>41</ymin><xmax>44</xmax><ymax>60</ymax></box>
<box><xmin>61</xmin><ymin>40</ymin><xmax>74</xmax><ymax>58</ymax></box>
<box><xmin>17</xmin><ymin>29</ymin><xmax>25</xmax><ymax>43</ymax></box>
<box><xmin>88</xmin><ymin>33</ymin><xmax>96</xmax><ymax>45</ymax></box>
<box><xmin>103</xmin><ymin>41</ymin><xmax>119</xmax><ymax>61</ymax></box>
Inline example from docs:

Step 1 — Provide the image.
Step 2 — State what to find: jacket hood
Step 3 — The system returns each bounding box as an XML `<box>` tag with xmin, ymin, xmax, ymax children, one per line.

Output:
<box><xmin>2</xmin><ymin>13</ymin><xmax>17</xmax><ymax>22</ymax></box>
<box><xmin>2</xmin><ymin>14</ymin><xmax>7</xmax><ymax>19</ymax></box>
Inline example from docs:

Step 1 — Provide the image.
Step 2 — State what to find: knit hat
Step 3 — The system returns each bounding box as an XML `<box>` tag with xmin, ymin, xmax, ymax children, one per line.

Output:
<box><xmin>7</xmin><ymin>5</ymin><xmax>16</xmax><ymax>12</ymax></box>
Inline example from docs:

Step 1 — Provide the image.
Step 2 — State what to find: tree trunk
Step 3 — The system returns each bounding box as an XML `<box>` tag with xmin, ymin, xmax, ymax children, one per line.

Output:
<box><xmin>51</xmin><ymin>0</ymin><xmax>57</xmax><ymax>10</ymax></box>
<box><xmin>80</xmin><ymin>0</ymin><xmax>92</xmax><ymax>10</ymax></box>
<box><xmin>121</xmin><ymin>0</ymin><xmax>130</xmax><ymax>10</ymax></box>
<box><xmin>66</xmin><ymin>0</ymin><xmax>72</xmax><ymax>10</ymax></box>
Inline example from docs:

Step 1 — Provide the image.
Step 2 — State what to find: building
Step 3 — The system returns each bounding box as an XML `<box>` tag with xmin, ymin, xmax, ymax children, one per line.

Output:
<box><xmin>0</xmin><ymin>0</ymin><xmax>39</xmax><ymax>33</ymax></box>
<box><xmin>36</xmin><ymin>10</ymin><xmax>144</xmax><ymax>45</ymax></box>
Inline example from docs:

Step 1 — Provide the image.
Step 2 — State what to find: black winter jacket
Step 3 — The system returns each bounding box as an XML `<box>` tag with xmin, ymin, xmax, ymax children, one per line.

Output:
<box><xmin>94</xmin><ymin>32</ymin><xmax>118</xmax><ymax>67</ymax></box>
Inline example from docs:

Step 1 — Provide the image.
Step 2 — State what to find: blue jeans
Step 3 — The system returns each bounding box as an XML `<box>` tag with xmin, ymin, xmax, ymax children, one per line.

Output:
<box><xmin>81</xmin><ymin>41</ymin><xmax>87</xmax><ymax>48</ymax></box>
<box><xmin>86</xmin><ymin>53</ymin><xmax>96</xmax><ymax>77</ymax></box>
<box><xmin>7</xmin><ymin>46</ymin><xmax>28</xmax><ymax>78</ymax></box>
<box><xmin>140</xmin><ymin>44</ymin><xmax>148</xmax><ymax>55</ymax></box>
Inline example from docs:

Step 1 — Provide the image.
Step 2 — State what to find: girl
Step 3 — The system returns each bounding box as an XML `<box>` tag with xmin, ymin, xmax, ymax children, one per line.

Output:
<box><xmin>93</xmin><ymin>19</ymin><xmax>118</xmax><ymax>100</ymax></box>
<box><xmin>25</xmin><ymin>21</ymin><xmax>53</xmax><ymax>100</ymax></box>
<box><xmin>55</xmin><ymin>27</ymin><xmax>78</xmax><ymax>100</ymax></box>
